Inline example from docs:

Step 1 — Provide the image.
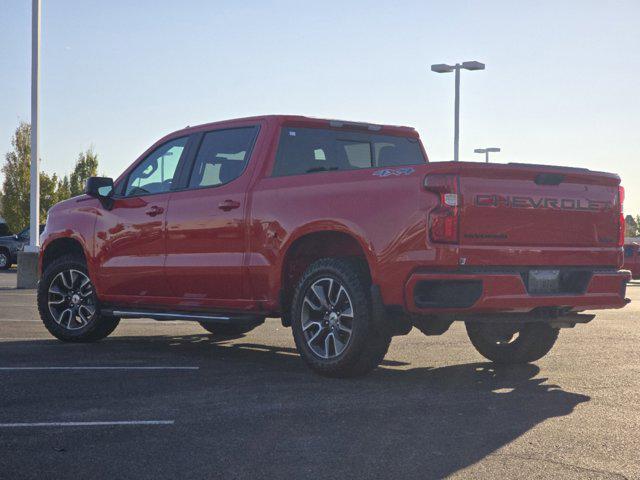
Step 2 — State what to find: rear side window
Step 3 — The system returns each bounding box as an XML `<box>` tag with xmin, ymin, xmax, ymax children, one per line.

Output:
<box><xmin>272</xmin><ymin>127</ymin><xmax>425</xmax><ymax>176</ymax></box>
<box><xmin>188</xmin><ymin>127</ymin><xmax>259</xmax><ymax>188</ymax></box>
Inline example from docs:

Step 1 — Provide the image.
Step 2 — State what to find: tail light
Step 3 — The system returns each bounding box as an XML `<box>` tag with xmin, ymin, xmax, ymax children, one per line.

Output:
<box><xmin>424</xmin><ymin>174</ymin><xmax>460</xmax><ymax>243</ymax></box>
<box><xmin>618</xmin><ymin>185</ymin><xmax>625</xmax><ymax>247</ymax></box>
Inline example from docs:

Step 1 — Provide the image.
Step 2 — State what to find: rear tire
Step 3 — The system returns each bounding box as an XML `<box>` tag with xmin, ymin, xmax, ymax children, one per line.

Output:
<box><xmin>37</xmin><ymin>254</ymin><xmax>119</xmax><ymax>342</ymax></box>
<box><xmin>291</xmin><ymin>258</ymin><xmax>391</xmax><ymax>378</ymax></box>
<box><xmin>466</xmin><ymin>321</ymin><xmax>559</xmax><ymax>364</ymax></box>
<box><xmin>199</xmin><ymin>322</ymin><xmax>261</xmax><ymax>336</ymax></box>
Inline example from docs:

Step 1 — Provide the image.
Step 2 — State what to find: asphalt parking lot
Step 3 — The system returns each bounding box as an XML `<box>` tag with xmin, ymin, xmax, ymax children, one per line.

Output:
<box><xmin>0</xmin><ymin>268</ymin><xmax>638</xmax><ymax>480</ymax></box>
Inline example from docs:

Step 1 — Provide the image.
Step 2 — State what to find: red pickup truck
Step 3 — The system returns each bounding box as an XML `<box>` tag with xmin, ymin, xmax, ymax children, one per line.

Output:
<box><xmin>37</xmin><ymin>115</ymin><xmax>630</xmax><ymax>376</ymax></box>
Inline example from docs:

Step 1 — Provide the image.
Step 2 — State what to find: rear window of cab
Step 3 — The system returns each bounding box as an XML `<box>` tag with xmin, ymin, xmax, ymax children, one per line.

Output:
<box><xmin>272</xmin><ymin>127</ymin><xmax>425</xmax><ymax>176</ymax></box>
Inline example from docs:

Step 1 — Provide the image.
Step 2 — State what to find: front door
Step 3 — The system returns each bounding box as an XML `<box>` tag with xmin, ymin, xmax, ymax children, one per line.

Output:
<box><xmin>94</xmin><ymin>136</ymin><xmax>189</xmax><ymax>305</ymax></box>
<box><xmin>164</xmin><ymin>126</ymin><xmax>260</xmax><ymax>310</ymax></box>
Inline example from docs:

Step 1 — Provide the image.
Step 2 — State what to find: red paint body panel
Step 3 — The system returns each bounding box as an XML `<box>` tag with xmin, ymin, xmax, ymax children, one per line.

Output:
<box><xmin>94</xmin><ymin>193</ymin><xmax>172</xmax><ymax>299</ymax></box>
<box><xmin>40</xmin><ymin>115</ymin><xmax>629</xmax><ymax>319</ymax></box>
<box><xmin>405</xmin><ymin>271</ymin><xmax>630</xmax><ymax>314</ymax></box>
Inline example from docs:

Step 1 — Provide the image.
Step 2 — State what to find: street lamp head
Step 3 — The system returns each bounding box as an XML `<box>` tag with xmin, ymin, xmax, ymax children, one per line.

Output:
<box><xmin>461</xmin><ymin>61</ymin><xmax>485</xmax><ymax>71</ymax></box>
<box><xmin>431</xmin><ymin>63</ymin><xmax>454</xmax><ymax>73</ymax></box>
<box><xmin>486</xmin><ymin>147</ymin><xmax>501</xmax><ymax>153</ymax></box>
<box><xmin>474</xmin><ymin>148</ymin><xmax>487</xmax><ymax>154</ymax></box>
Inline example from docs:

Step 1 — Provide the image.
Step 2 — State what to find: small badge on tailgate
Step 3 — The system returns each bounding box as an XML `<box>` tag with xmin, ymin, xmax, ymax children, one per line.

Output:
<box><xmin>528</xmin><ymin>270</ymin><xmax>560</xmax><ymax>294</ymax></box>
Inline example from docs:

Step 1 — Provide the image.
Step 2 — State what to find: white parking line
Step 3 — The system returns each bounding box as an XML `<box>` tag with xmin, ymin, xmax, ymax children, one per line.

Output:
<box><xmin>0</xmin><ymin>366</ymin><xmax>199</xmax><ymax>371</ymax></box>
<box><xmin>0</xmin><ymin>337</ymin><xmax>59</xmax><ymax>341</ymax></box>
<box><xmin>0</xmin><ymin>319</ymin><xmax>162</xmax><ymax>323</ymax></box>
<box><xmin>0</xmin><ymin>421</ymin><xmax>174</xmax><ymax>428</ymax></box>
<box><xmin>0</xmin><ymin>319</ymin><xmax>40</xmax><ymax>322</ymax></box>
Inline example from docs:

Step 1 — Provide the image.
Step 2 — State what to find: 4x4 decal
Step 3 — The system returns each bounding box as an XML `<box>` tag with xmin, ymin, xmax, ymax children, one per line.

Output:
<box><xmin>372</xmin><ymin>167</ymin><xmax>415</xmax><ymax>177</ymax></box>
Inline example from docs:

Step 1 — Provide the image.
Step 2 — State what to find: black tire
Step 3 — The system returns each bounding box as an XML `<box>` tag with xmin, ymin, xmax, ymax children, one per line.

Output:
<box><xmin>466</xmin><ymin>321</ymin><xmax>559</xmax><ymax>364</ymax></box>
<box><xmin>37</xmin><ymin>254</ymin><xmax>119</xmax><ymax>342</ymax></box>
<box><xmin>199</xmin><ymin>322</ymin><xmax>261</xmax><ymax>336</ymax></box>
<box><xmin>290</xmin><ymin>258</ymin><xmax>391</xmax><ymax>378</ymax></box>
<box><xmin>0</xmin><ymin>249</ymin><xmax>10</xmax><ymax>270</ymax></box>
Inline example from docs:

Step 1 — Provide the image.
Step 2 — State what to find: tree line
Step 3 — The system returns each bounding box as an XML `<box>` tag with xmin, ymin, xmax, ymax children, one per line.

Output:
<box><xmin>0</xmin><ymin>122</ymin><xmax>99</xmax><ymax>233</ymax></box>
<box><xmin>625</xmin><ymin>215</ymin><xmax>640</xmax><ymax>238</ymax></box>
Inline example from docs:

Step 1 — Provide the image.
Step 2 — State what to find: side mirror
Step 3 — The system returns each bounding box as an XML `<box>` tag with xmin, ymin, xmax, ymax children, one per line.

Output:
<box><xmin>85</xmin><ymin>177</ymin><xmax>114</xmax><ymax>209</ymax></box>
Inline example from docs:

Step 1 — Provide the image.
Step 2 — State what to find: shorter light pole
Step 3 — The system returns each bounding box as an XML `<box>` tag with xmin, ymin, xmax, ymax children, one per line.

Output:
<box><xmin>431</xmin><ymin>61</ymin><xmax>485</xmax><ymax>162</ymax></box>
<box><xmin>474</xmin><ymin>147</ymin><xmax>501</xmax><ymax>163</ymax></box>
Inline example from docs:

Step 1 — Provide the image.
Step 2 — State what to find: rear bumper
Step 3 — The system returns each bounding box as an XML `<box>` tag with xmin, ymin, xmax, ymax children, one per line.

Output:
<box><xmin>405</xmin><ymin>269</ymin><xmax>631</xmax><ymax>314</ymax></box>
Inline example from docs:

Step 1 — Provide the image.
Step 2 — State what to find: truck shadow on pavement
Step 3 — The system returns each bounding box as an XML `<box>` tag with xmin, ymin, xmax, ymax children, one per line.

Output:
<box><xmin>7</xmin><ymin>332</ymin><xmax>590</xmax><ymax>479</ymax></box>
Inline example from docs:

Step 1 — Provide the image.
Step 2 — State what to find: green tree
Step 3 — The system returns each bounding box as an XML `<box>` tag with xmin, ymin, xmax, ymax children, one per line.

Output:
<box><xmin>0</xmin><ymin>122</ymin><xmax>91</xmax><ymax>233</ymax></box>
<box><xmin>40</xmin><ymin>172</ymin><xmax>60</xmax><ymax>215</ymax></box>
<box><xmin>69</xmin><ymin>148</ymin><xmax>98</xmax><ymax>197</ymax></box>
<box><xmin>625</xmin><ymin>215</ymin><xmax>638</xmax><ymax>238</ymax></box>
<box><xmin>1</xmin><ymin>122</ymin><xmax>31</xmax><ymax>232</ymax></box>
<box><xmin>57</xmin><ymin>175</ymin><xmax>71</xmax><ymax>201</ymax></box>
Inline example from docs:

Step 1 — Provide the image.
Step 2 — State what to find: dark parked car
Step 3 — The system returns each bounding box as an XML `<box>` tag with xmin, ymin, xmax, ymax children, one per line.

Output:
<box><xmin>0</xmin><ymin>225</ymin><xmax>45</xmax><ymax>269</ymax></box>
<box><xmin>623</xmin><ymin>242</ymin><xmax>640</xmax><ymax>279</ymax></box>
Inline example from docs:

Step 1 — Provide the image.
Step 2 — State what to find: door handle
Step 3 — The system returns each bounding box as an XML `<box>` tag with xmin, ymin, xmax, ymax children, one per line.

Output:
<box><xmin>145</xmin><ymin>205</ymin><xmax>164</xmax><ymax>217</ymax></box>
<box><xmin>218</xmin><ymin>200</ymin><xmax>241</xmax><ymax>211</ymax></box>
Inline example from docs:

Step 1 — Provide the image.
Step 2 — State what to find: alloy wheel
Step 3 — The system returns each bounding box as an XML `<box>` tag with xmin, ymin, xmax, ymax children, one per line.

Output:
<box><xmin>48</xmin><ymin>269</ymin><xmax>96</xmax><ymax>330</ymax></box>
<box><xmin>0</xmin><ymin>253</ymin><xmax>7</xmax><ymax>268</ymax></box>
<box><xmin>301</xmin><ymin>277</ymin><xmax>354</xmax><ymax>359</ymax></box>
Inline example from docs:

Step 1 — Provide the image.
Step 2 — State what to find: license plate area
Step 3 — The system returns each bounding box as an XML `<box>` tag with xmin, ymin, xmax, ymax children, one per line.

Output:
<box><xmin>527</xmin><ymin>269</ymin><xmax>560</xmax><ymax>294</ymax></box>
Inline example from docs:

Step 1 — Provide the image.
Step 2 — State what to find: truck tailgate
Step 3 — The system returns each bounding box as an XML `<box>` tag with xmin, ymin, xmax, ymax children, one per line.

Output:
<box><xmin>453</xmin><ymin>163</ymin><xmax>622</xmax><ymax>248</ymax></box>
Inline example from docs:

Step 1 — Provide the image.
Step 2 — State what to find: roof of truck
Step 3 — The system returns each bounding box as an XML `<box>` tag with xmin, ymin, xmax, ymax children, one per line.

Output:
<box><xmin>171</xmin><ymin>115</ymin><xmax>419</xmax><ymax>138</ymax></box>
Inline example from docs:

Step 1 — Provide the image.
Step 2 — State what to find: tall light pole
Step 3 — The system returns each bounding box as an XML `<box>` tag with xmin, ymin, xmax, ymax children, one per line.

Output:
<box><xmin>474</xmin><ymin>147</ymin><xmax>501</xmax><ymax>163</ymax></box>
<box><xmin>27</xmin><ymin>0</ymin><xmax>41</xmax><ymax>252</ymax></box>
<box><xmin>431</xmin><ymin>61</ymin><xmax>485</xmax><ymax>162</ymax></box>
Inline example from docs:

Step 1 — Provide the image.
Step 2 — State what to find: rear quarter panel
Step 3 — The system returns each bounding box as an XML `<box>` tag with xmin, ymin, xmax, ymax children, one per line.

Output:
<box><xmin>248</xmin><ymin>164</ymin><xmax>451</xmax><ymax>309</ymax></box>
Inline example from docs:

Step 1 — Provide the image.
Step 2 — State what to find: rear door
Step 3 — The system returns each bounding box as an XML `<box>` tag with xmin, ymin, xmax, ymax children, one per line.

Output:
<box><xmin>164</xmin><ymin>126</ymin><xmax>260</xmax><ymax>310</ymax></box>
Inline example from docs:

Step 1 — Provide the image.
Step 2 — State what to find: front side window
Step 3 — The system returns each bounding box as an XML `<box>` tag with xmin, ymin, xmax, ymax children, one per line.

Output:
<box><xmin>624</xmin><ymin>245</ymin><xmax>635</xmax><ymax>257</ymax></box>
<box><xmin>272</xmin><ymin>127</ymin><xmax>426</xmax><ymax>176</ymax></box>
<box><xmin>124</xmin><ymin>137</ymin><xmax>188</xmax><ymax>196</ymax></box>
<box><xmin>188</xmin><ymin>127</ymin><xmax>258</xmax><ymax>188</ymax></box>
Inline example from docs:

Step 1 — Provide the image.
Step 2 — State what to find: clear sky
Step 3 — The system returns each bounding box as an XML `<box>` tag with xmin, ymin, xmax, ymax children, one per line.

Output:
<box><xmin>2</xmin><ymin>1</ymin><xmax>639</xmax><ymax>212</ymax></box>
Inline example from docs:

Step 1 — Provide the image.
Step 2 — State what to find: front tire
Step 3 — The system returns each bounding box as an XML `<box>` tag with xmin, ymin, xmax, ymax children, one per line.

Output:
<box><xmin>466</xmin><ymin>321</ymin><xmax>559</xmax><ymax>364</ymax></box>
<box><xmin>37</xmin><ymin>254</ymin><xmax>119</xmax><ymax>342</ymax></box>
<box><xmin>291</xmin><ymin>258</ymin><xmax>390</xmax><ymax>377</ymax></box>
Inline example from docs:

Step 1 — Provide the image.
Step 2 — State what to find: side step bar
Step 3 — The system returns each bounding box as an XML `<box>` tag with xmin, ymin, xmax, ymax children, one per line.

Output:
<box><xmin>103</xmin><ymin>309</ymin><xmax>262</xmax><ymax>325</ymax></box>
